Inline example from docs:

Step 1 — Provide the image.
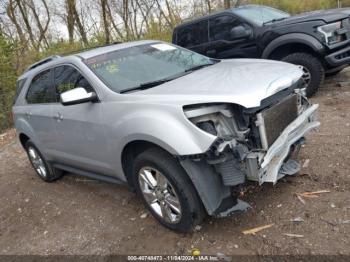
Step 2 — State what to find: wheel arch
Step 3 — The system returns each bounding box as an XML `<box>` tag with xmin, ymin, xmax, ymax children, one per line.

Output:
<box><xmin>121</xmin><ymin>140</ymin><xmax>177</xmax><ymax>190</ymax></box>
<box><xmin>262</xmin><ymin>33</ymin><xmax>325</xmax><ymax>60</ymax></box>
<box><xmin>120</xmin><ymin>139</ymin><xmax>233</xmax><ymax>216</ymax></box>
<box><xmin>14</xmin><ymin>117</ymin><xmax>37</xmax><ymax>148</ymax></box>
<box><xmin>19</xmin><ymin>133</ymin><xmax>30</xmax><ymax>148</ymax></box>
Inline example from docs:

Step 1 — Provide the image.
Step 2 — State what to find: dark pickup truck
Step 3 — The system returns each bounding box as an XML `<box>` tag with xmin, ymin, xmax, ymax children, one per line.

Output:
<box><xmin>172</xmin><ymin>5</ymin><xmax>350</xmax><ymax>96</ymax></box>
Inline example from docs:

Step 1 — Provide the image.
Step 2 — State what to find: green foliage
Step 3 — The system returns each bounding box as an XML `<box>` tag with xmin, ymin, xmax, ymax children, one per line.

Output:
<box><xmin>143</xmin><ymin>21</ymin><xmax>173</xmax><ymax>43</ymax></box>
<box><xmin>0</xmin><ymin>33</ymin><xmax>17</xmax><ymax>132</ymax></box>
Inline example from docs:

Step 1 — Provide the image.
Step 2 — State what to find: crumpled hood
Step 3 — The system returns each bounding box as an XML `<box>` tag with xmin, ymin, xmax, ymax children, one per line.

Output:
<box><xmin>136</xmin><ymin>59</ymin><xmax>303</xmax><ymax>108</ymax></box>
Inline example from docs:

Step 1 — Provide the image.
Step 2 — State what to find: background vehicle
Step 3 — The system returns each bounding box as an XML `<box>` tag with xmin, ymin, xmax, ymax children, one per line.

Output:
<box><xmin>172</xmin><ymin>4</ymin><xmax>350</xmax><ymax>96</ymax></box>
<box><xmin>13</xmin><ymin>41</ymin><xmax>319</xmax><ymax>232</ymax></box>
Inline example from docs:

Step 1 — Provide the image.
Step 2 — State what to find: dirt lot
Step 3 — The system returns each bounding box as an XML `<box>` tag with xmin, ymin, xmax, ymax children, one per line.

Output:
<box><xmin>0</xmin><ymin>71</ymin><xmax>349</xmax><ymax>256</ymax></box>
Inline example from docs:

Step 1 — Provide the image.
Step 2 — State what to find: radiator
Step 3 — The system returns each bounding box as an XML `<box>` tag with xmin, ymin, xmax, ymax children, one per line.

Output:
<box><xmin>261</xmin><ymin>94</ymin><xmax>298</xmax><ymax>147</ymax></box>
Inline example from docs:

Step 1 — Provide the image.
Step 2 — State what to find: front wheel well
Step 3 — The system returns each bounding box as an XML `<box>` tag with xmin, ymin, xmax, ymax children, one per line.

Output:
<box><xmin>121</xmin><ymin>141</ymin><xmax>174</xmax><ymax>190</ymax></box>
<box><xmin>267</xmin><ymin>43</ymin><xmax>321</xmax><ymax>61</ymax></box>
<box><xmin>19</xmin><ymin>133</ymin><xmax>30</xmax><ymax>148</ymax></box>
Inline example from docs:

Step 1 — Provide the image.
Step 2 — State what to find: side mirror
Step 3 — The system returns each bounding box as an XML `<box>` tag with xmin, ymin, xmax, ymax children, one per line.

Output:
<box><xmin>230</xmin><ymin>25</ymin><xmax>251</xmax><ymax>40</ymax></box>
<box><xmin>60</xmin><ymin>87</ymin><xmax>98</xmax><ymax>106</ymax></box>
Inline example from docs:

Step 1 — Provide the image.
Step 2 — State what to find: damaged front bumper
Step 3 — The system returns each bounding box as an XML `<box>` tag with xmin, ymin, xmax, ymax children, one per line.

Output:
<box><xmin>246</xmin><ymin>104</ymin><xmax>320</xmax><ymax>185</ymax></box>
<box><xmin>180</xmin><ymin>93</ymin><xmax>319</xmax><ymax>217</ymax></box>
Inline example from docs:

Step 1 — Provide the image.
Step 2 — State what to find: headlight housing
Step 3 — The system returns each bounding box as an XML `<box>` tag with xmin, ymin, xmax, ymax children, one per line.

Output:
<box><xmin>183</xmin><ymin>103</ymin><xmax>250</xmax><ymax>142</ymax></box>
<box><xmin>317</xmin><ymin>22</ymin><xmax>343</xmax><ymax>45</ymax></box>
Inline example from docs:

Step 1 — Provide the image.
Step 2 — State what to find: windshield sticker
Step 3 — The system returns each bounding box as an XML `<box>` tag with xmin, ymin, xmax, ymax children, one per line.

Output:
<box><xmin>151</xmin><ymin>44</ymin><xmax>177</xmax><ymax>51</ymax></box>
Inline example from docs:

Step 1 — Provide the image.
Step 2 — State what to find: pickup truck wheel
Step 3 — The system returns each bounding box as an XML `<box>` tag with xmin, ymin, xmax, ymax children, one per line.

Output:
<box><xmin>132</xmin><ymin>148</ymin><xmax>205</xmax><ymax>232</ymax></box>
<box><xmin>282</xmin><ymin>52</ymin><xmax>324</xmax><ymax>97</ymax></box>
<box><xmin>25</xmin><ymin>141</ymin><xmax>63</xmax><ymax>182</ymax></box>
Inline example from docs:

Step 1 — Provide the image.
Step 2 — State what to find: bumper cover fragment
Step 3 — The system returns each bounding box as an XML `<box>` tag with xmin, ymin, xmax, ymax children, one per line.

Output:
<box><xmin>250</xmin><ymin>104</ymin><xmax>320</xmax><ymax>185</ymax></box>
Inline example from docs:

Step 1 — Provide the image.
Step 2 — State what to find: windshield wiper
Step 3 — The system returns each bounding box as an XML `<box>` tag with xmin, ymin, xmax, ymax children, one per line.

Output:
<box><xmin>120</xmin><ymin>80</ymin><xmax>169</xmax><ymax>94</ymax></box>
<box><xmin>120</xmin><ymin>63</ymin><xmax>216</xmax><ymax>94</ymax></box>
<box><xmin>263</xmin><ymin>17</ymin><xmax>287</xmax><ymax>25</ymax></box>
<box><xmin>120</xmin><ymin>74</ymin><xmax>186</xmax><ymax>94</ymax></box>
<box><xmin>185</xmin><ymin>63</ymin><xmax>215</xmax><ymax>72</ymax></box>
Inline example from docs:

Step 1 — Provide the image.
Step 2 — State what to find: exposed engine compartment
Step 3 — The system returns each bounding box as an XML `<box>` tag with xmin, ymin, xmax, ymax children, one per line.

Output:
<box><xmin>182</xmin><ymin>85</ymin><xmax>311</xmax><ymax>188</ymax></box>
<box><xmin>179</xmin><ymin>82</ymin><xmax>319</xmax><ymax>217</ymax></box>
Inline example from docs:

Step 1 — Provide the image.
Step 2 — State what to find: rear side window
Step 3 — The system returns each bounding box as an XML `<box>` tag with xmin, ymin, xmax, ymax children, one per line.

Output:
<box><xmin>26</xmin><ymin>69</ymin><xmax>55</xmax><ymax>104</ymax></box>
<box><xmin>54</xmin><ymin>65</ymin><xmax>93</xmax><ymax>101</ymax></box>
<box><xmin>176</xmin><ymin>20</ymin><xmax>208</xmax><ymax>48</ymax></box>
<box><xmin>14</xmin><ymin>79</ymin><xmax>26</xmax><ymax>104</ymax></box>
<box><xmin>209</xmin><ymin>15</ymin><xmax>240</xmax><ymax>41</ymax></box>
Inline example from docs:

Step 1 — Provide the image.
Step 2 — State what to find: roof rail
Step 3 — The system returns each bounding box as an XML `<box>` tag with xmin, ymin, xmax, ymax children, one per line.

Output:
<box><xmin>25</xmin><ymin>55</ymin><xmax>61</xmax><ymax>72</ymax></box>
<box><xmin>61</xmin><ymin>41</ymin><xmax>123</xmax><ymax>56</ymax></box>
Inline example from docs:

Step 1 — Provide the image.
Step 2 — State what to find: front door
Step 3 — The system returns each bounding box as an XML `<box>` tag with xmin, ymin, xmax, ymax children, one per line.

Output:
<box><xmin>208</xmin><ymin>15</ymin><xmax>258</xmax><ymax>59</ymax></box>
<box><xmin>176</xmin><ymin>20</ymin><xmax>209</xmax><ymax>55</ymax></box>
<box><xmin>50</xmin><ymin>65</ymin><xmax>110</xmax><ymax>175</ymax></box>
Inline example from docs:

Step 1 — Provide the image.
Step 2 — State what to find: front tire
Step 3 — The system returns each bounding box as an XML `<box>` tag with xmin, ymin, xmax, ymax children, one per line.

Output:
<box><xmin>25</xmin><ymin>140</ymin><xmax>63</xmax><ymax>182</ymax></box>
<box><xmin>132</xmin><ymin>148</ymin><xmax>205</xmax><ymax>232</ymax></box>
<box><xmin>282</xmin><ymin>52</ymin><xmax>324</xmax><ymax>97</ymax></box>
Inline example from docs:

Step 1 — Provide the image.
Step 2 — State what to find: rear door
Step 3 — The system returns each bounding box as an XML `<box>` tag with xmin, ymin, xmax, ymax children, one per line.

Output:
<box><xmin>175</xmin><ymin>20</ymin><xmax>209</xmax><ymax>55</ymax></box>
<box><xmin>23</xmin><ymin>69</ymin><xmax>57</xmax><ymax>152</ymax></box>
<box><xmin>50</xmin><ymin>65</ymin><xmax>110</xmax><ymax>174</ymax></box>
<box><xmin>208</xmin><ymin>14</ymin><xmax>258</xmax><ymax>59</ymax></box>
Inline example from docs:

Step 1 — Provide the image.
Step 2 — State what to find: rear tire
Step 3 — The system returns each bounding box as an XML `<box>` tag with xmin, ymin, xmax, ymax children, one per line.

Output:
<box><xmin>282</xmin><ymin>52</ymin><xmax>324</xmax><ymax>97</ymax></box>
<box><xmin>25</xmin><ymin>140</ymin><xmax>63</xmax><ymax>182</ymax></box>
<box><xmin>132</xmin><ymin>148</ymin><xmax>205</xmax><ymax>233</ymax></box>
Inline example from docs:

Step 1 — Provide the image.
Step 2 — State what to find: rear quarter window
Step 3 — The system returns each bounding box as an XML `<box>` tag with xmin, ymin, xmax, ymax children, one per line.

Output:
<box><xmin>14</xmin><ymin>79</ymin><xmax>27</xmax><ymax>104</ymax></box>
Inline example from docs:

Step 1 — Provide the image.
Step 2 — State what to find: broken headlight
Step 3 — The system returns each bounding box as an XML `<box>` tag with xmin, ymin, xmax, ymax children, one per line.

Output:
<box><xmin>196</xmin><ymin>121</ymin><xmax>217</xmax><ymax>136</ymax></box>
<box><xmin>183</xmin><ymin>103</ymin><xmax>250</xmax><ymax>144</ymax></box>
<box><xmin>184</xmin><ymin>104</ymin><xmax>233</xmax><ymax>139</ymax></box>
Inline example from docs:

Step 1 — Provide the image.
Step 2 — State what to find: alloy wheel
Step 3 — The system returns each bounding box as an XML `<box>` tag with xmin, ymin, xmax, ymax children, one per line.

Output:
<box><xmin>301</xmin><ymin>66</ymin><xmax>311</xmax><ymax>88</ymax></box>
<box><xmin>138</xmin><ymin>167</ymin><xmax>182</xmax><ymax>224</ymax></box>
<box><xmin>28</xmin><ymin>147</ymin><xmax>47</xmax><ymax>178</ymax></box>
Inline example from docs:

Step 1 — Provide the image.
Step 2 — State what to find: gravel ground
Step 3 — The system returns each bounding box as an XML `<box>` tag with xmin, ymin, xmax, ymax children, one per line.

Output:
<box><xmin>0</xmin><ymin>70</ymin><xmax>349</xmax><ymax>256</ymax></box>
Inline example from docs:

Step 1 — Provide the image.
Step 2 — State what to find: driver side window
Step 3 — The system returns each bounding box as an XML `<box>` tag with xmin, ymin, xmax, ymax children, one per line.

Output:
<box><xmin>209</xmin><ymin>15</ymin><xmax>241</xmax><ymax>41</ymax></box>
<box><xmin>54</xmin><ymin>65</ymin><xmax>93</xmax><ymax>101</ymax></box>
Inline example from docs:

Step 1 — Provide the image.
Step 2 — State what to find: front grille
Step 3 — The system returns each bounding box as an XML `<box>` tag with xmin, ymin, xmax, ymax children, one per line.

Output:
<box><xmin>261</xmin><ymin>94</ymin><xmax>298</xmax><ymax>147</ymax></box>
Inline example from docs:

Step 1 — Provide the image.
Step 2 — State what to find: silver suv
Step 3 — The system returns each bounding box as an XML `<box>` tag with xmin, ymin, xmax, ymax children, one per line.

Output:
<box><xmin>13</xmin><ymin>40</ymin><xmax>319</xmax><ymax>232</ymax></box>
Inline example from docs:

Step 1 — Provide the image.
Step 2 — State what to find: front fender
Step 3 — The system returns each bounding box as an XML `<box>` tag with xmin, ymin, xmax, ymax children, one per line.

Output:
<box><xmin>104</xmin><ymin>104</ymin><xmax>217</xmax><ymax>179</ymax></box>
<box><xmin>262</xmin><ymin>33</ymin><xmax>325</xmax><ymax>59</ymax></box>
<box><xmin>116</xmin><ymin>108</ymin><xmax>216</xmax><ymax>155</ymax></box>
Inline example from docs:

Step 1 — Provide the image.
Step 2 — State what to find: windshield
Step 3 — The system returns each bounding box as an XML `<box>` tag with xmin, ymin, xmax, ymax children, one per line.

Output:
<box><xmin>233</xmin><ymin>5</ymin><xmax>290</xmax><ymax>26</ymax></box>
<box><xmin>84</xmin><ymin>43</ymin><xmax>214</xmax><ymax>93</ymax></box>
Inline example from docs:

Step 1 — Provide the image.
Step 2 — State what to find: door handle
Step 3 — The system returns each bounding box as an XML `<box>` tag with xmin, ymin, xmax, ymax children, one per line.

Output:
<box><xmin>53</xmin><ymin>113</ymin><xmax>63</xmax><ymax>121</ymax></box>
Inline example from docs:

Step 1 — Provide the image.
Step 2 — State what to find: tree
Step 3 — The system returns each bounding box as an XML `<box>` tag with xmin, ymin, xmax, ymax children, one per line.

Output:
<box><xmin>224</xmin><ymin>0</ymin><xmax>231</xmax><ymax>9</ymax></box>
<box><xmin>71</xmin><ymin>0</ymin><xmax>88</xmax><ymax>45</ymax></box>
<box><xmin>0</xmin><ymin>33</ymin><xmax>16</xmax><ymax>131</ymax></box>
<box><xmin>65</xmin><ymin>0</ymin><xmax>75</xmax><ymax>44</ymax></box>
<box><xmin>100</xmin><ymin>0</ymin><xmax>110</xmax><ymax>44</ymax></box>
<box><xmin>5</xmin><ymin>0</ymin><xmax>26</xmax><ymax>44</ymax></box>
<box><xmin>26</xmin><ymin>0</ymin><xmax>51</xmax><ymax>49</ymax></box>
